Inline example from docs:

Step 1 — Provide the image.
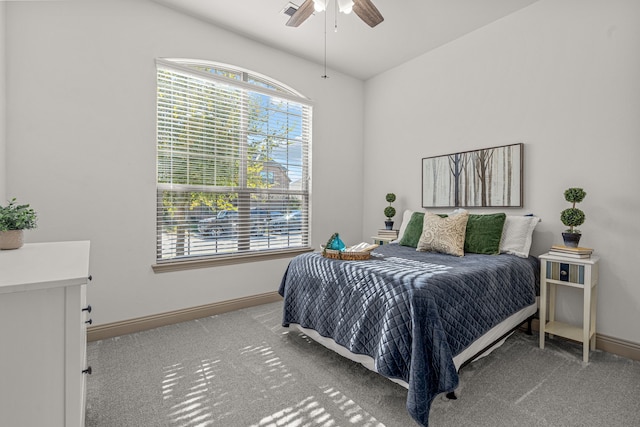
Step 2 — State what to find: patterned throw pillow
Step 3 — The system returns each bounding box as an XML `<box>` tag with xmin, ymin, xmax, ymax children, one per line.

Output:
<box><xmin>416</xmin><ymin>210</ymin><xmax>469</xmax><ymax>256</ymax></box>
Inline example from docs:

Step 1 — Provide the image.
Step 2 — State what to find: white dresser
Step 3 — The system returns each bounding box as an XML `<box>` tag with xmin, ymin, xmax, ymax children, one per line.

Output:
<box><xmin>0</xmin><ymin>241</ymin><xmax>91</xmax><ymax>427</ymax></box>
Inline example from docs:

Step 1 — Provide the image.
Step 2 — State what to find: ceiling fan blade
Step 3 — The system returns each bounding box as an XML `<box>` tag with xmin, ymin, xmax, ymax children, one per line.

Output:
<box><xmin>352</xmin><ymin>0</ymin><xmax>384</xmax><ymax>28</ymax></box>
<box><xmin>286</xmin><ymin>0</ymin><xmax>315</xmax><ymax>27</ymax></box>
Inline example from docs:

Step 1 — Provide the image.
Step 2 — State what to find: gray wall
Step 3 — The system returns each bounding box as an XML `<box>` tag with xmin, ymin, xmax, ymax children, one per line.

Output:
<box><xmin>363</xmin><ymin>0</ymin><xmax>640</xmax><ymax>343</ymax></box>
<box><xmin>4</xmin><ymin>0</ymin><xmax>365</xmax><ymax>325</ymax></box>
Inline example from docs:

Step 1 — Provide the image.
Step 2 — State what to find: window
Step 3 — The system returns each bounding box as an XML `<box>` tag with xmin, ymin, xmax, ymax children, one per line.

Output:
<box><xmin>260</xmin><ymin>171</ymin><xmax>275</xmax><ymax>185</ymax></box>
<box><xmin>155</xmin><ymin>59</ymin><xmax>312</xmax><ymax>267</ymax></box>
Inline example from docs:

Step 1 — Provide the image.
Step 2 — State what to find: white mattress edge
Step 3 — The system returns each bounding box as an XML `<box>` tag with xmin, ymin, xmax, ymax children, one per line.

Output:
<box><xmin>451</xmin><ymin>300</ymin><xmax>538</xmax><ymax>370</ymax></box>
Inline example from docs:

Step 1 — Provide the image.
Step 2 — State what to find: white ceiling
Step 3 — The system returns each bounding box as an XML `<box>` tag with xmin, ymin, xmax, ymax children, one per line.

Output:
<box><xmin>152</xmin><ymin>0</ymin><xmax>539</xmax><ymax>80</ymax></box>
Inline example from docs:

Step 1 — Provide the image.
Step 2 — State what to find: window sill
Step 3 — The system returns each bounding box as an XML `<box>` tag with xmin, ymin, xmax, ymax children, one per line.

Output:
<box><xmin>152</xmin><ymin>247</ymin><xmax>313</xmax><ymax>273</ymax></box>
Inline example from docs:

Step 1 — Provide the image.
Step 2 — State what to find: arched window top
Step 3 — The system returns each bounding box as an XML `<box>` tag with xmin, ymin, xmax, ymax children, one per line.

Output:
<box><xmin>157</xmin><ymin>58</ymin><xmax>310</xmax><ymax>103</ymax></box>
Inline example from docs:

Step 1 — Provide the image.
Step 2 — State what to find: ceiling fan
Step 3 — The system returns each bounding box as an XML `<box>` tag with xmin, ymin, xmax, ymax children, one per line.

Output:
<box><xmin>286</xmin><ymin>0</ymin><xmax>384</xmax><ymax>28</ymax></box>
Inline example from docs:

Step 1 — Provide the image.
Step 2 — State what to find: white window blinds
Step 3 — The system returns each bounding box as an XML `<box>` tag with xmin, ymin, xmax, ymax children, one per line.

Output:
<box><xmin>156</xmin><ymin>59</ymin><xmax>312</xmax><ymax>263</ymax></box>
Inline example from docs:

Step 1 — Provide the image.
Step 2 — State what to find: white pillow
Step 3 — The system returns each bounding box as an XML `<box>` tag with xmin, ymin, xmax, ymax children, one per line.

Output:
<box><xmin>396</xmin><ymin>209</ymin><xmax>414</xmax><ymax>242</ymax></box>
<box><xmin>499</xmin><ymin>215</ymin><xmax>541</xmax><ymax>258</ymax></box>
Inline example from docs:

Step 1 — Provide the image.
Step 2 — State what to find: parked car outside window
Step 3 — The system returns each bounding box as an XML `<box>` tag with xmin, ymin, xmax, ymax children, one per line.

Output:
<box><xmin>268</xmin><ymin>211</ymin><xmax>302</xmax><ymax>234</ymax></box>
<box><xmin>197</xmin><ymin>209</ymin><xmax>275</xmax><ymax>238</ymax></box>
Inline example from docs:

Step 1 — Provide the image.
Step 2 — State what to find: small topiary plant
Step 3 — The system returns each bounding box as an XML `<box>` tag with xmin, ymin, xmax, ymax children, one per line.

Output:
<box><xmin>0</xmin><ymin>198</ymin><xmax>38</xmax><ymax>231</ymax></box>
<box><xmin>560</xmin><ymin>188</ymin><xmax>586</xmax><ymax>234</ymax></box>
<box><xmin>384</xmin><ymin>193</ymin><xmax>396</xmax><ymax>221</ymax></box>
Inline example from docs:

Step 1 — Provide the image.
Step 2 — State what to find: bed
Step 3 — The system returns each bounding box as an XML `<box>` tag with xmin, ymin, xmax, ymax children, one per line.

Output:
<box><xmin>278</xmin><ymin>240</ymin><xmax>539</xmax><ymax>426</ymax></box>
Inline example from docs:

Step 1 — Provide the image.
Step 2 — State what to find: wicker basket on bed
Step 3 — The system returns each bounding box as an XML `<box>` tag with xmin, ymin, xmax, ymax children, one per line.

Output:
<box><xmin>321</xmin><ymin>245</ymin><xmax>378</xmax><ymax>261</ymax></box>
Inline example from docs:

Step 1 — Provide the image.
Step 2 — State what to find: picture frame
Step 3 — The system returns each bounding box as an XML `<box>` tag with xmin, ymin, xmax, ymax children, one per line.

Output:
<box><xmin>422</xmin><ymin>143</ymin><xmax>523</xmax><ymax>208</ymax></box>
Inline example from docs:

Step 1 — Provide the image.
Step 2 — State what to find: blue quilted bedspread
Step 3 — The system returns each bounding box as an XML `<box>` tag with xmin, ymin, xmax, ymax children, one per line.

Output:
<box><xmin>278</xmin><ymin>243</ymin><xmax>538</xmax><ymax>426</ymax></box>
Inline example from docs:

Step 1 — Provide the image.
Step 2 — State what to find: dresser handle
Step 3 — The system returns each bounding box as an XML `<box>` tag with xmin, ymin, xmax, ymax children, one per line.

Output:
<box><xmin>85</xmin><ymin>319</ymin><xmax>93</xmax><ymax>325</ymax></box>
<box><xmin>88</xmin><ymin>275</ymin><xmax>93</xmax><ymax>281</ymax></box>
<box><xmin>82</xmin><ymin>305</ymin><xmax>92</xmax><ymax>313</ymax></box>
<box><xmin>82</xmin><ymin>366</ymin><xmax>92</xmax><ymax>375</ymax></box>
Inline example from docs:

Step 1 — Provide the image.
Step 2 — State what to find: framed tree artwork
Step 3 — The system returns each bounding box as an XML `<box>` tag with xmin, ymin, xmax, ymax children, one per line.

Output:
<box><xmin>422</xmin><ymin>143</ymin><xmax>523</xmax><ymax>208</ymax></box>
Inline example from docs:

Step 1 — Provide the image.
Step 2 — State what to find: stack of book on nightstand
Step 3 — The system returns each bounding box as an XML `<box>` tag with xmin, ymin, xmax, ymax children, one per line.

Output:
<box><xmin>549</xmin><ymin>244</ymin><xmax>594</xmax><ymax>259</ymax></box>
<box><xmin>377</xmin><ymin>229</ymin><xmax>399</xmax><ymax>240</ymax></box>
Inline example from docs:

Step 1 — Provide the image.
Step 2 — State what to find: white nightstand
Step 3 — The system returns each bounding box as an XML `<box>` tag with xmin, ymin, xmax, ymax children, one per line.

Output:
<box><xmin>539</xmin><ymin>252</ymin><xmax>600</xmax><ymax>363</ymax></box>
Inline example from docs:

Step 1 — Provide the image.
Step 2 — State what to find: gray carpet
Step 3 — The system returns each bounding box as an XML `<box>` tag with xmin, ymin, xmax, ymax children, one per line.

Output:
<box><xmin>85</xmin><ymin>301</ymin><xmax>640</xmax><ymax>426</ymax></box>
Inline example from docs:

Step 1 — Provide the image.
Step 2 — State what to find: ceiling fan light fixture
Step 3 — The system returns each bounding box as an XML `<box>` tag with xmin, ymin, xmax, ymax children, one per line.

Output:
<box><xmin>338</xmin><ymin>0</ymin><xmax>354</xmax><ymax>14</ymax></box>
<box><xmin>313</xmin><ymin>0</ymin><xmax>327</xmax><ymax>12</ymax></box>
<box><xmin>286</xmin><ymin>0</ymin><xmax>383</xmax><ymax>28</ymax></box>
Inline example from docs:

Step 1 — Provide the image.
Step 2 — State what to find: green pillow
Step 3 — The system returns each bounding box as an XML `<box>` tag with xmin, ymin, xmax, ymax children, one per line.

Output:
<box><xmin>464</xmin><ymin>213</ymin><xmax>507</xmax><ymax>255</ymax></box>
<box><xmin>398</xmin><ymin>212</ymin><xmax>425</xmax><ymax>248</ymax></box>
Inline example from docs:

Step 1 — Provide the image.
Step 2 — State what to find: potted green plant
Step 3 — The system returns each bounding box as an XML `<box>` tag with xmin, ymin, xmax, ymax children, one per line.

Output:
<box><xmin>384</xmin><ymin>193</ymin><xmax>396</xmax><ymax>230</ymax></box>
<box><xmin>560</xmin><ymin>188</ymin><xmax>586</xmax><ymax>247</ymax></box>
<box><xmin>0</xmin><ymin>198</ymin><xmax>38</xmax><ymax>250</ymax></box>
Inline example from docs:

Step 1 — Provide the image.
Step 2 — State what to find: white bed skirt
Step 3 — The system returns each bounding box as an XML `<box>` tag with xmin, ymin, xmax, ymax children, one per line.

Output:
<box><xmin>290</xmin><ymin>301</ymin><xmax>538</xmax><ymax>390</ymax></box>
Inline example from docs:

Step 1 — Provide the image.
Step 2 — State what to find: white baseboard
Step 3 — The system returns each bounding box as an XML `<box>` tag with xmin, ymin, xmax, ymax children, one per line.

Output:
<box><xmin>87</xmin><ymin>291</ymin><xmax>282</xmax><ymax>342</ymax></box>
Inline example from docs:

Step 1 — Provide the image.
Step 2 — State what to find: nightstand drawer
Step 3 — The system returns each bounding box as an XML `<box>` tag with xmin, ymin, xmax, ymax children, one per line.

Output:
<box><xmin>545</xmin><ymin>261</ymin><xmax>585</xmax><ymax>284</ymax></box>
